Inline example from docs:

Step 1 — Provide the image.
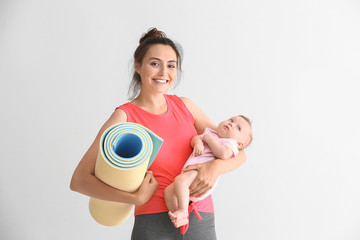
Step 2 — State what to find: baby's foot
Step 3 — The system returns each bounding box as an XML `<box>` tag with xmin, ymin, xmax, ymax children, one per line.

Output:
<box><xmin>173</xmin><ymin>217</ymin><xmax>189</xmax><ymax>228</ymax></box>
<box><xmin>168</xmin><ymin>211</ymin><xmax>177</xmax><ymax>222</ymax></box>
<box><xmin>168</xmin><ymin>209</ymin><xmax>188</xmax><ymax>228</ymax></box>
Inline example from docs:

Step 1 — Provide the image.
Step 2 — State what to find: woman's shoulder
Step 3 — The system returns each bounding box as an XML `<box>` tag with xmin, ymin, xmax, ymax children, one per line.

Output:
<box><xmin>111</xmin><ymin>107</ymin><xmax>128</xmax><ymax>123</ymax></box>
<box><xmin>165</xmin><ymin>94</ymin><xmax>191</xmax><ymax>102</ymax></box>
<box><xmin>175</xmin><ymin>96</ymin><xmax>200</xmax><ymax>117</ymax></box>
<box><xmin>164</xmin><ymin>94</ymin><xmax>194</xmax><ymax>110</ymax></box>
<box><xmin>115</xmin><ymin>101</ymin><xmax>131</xmax><ymax>110</ymax></box>
<box><xmin>175</xmin><ymin>96</ymin><xmax>195</xmax><ymax>109</ymax></box>
<box><xmin>177</xmin><ymin>95</ymin><xmax>191</xmax><ymax>102</ymax></box>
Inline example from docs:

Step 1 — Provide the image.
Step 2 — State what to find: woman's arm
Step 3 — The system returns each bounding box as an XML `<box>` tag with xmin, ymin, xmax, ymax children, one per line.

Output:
<box><xmin>180</xmin><ymin>97</ymin><xmax>247</xmax><ymax>198</ymax></box>
<box><xmin>70</xmin><ymin>109</ymin><xmax>158</xmax><ymax>205</ymax></box>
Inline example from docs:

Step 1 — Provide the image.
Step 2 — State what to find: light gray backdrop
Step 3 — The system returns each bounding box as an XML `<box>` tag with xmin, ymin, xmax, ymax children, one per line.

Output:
<box><xmin>1</xmin><ymin>0</ymin><xmax>359</xmax><ymax>239</ymax></box>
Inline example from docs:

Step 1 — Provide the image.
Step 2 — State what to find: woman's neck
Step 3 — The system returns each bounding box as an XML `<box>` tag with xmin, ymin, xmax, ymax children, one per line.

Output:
<box><xmin>131</xmin><ymin>93</ymin><xmax>168</xmax><ymax>115</ymax></box>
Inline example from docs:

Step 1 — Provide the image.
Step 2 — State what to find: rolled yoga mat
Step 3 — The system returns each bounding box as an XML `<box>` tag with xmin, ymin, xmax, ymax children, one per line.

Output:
<box><xmin>89</xmin><ymin>122</ymin><xmax>163</xmax><ymax>226</ymax></box>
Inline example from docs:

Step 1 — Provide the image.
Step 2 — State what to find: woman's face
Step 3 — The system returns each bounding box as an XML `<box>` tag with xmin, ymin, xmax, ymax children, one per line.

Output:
<box><xmin>135</xmin><ymin>44</ymin><xmax>178</xmax><ymax>95</ymax></box>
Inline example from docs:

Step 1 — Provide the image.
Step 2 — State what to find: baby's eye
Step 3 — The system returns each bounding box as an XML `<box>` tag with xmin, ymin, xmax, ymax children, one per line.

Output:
<box><xmin>229</xmin><ymin>119</ymin><xmax>233</xmax><ymax>122</ymax></box>
<box><xmin>237</xmin><ymin>126</ymin><xmax>241</xmax><ymax>131</ymax></box>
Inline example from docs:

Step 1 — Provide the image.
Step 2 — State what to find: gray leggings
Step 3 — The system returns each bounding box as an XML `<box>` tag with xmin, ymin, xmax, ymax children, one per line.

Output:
<box><xmin>131</xmin><ymin>212</ymin><xmax>217</xmax><ymax>240</ymax></box>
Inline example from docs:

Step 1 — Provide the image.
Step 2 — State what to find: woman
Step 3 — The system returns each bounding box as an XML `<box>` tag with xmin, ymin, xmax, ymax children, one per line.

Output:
<box><xmin>70</xmin><ymin>28</ymin><xmax>246</xmax><ymax>240</ymax></box>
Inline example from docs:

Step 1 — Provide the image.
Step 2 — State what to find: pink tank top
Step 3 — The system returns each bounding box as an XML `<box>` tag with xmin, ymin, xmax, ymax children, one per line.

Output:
<box><xmin>116</xmin><ymin>94</ymin><xmax>214</xmax><ymax>215</ymax></box>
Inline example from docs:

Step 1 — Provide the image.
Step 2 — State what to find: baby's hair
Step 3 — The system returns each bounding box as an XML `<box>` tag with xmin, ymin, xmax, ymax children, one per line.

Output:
<box><xmin>238</xmin><ymin>115</ymin><xmax>253</xmax><ymax>149</ymax></box>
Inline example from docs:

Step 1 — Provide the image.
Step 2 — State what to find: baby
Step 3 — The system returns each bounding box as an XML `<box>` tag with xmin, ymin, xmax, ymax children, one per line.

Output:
<box><xmin>164</xmin><ymin>115</ymin><xmax>253</xmax><ymax>228</ymax></box>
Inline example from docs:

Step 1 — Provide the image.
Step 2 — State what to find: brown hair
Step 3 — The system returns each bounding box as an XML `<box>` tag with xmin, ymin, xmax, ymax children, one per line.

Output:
<box><xmin>239</xmin><ymin>115</ymin><xmax>253</xmax><ymax>149</ymax></box>
<box><xmin>128</xmin><ymin>28</ymin><xmax>183</xmax><ymax>100</ymax></box>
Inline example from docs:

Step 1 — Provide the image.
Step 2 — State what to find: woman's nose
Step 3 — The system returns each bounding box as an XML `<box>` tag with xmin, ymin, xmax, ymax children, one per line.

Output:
<box><xmin>159</xmin><ymin>67</ymin><xmax>167</xmax><ymax>76</ymax></box>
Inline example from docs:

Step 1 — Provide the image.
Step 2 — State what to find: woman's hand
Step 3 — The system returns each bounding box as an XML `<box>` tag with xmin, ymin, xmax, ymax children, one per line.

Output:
<box><xmin>183</xmin><ymin>161</ymin><xmax>220</xmax><ymax>198</ymax></box>
<box><xmin>134</xmin><ymin>171</ymin><xmax>158</xmax><ymax>205</ymax></box>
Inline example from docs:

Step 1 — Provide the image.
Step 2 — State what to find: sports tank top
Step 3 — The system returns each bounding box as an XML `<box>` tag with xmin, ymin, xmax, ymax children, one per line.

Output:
<box><xmin>116</xmin><ymin>94</ymin><xmax>214</xmax><ymax>215</ymax></box>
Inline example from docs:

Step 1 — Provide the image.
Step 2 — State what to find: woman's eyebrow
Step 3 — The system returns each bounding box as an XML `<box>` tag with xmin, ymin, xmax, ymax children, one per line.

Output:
<box><xmin>149</xmin><ymin>57</ymin><xmax>177</xmax><ymax>63</ymax></box>
<box><xmin>149</xmin><ymin>57</ymin><xmax>161</xmax><ymax>61</ymax></box>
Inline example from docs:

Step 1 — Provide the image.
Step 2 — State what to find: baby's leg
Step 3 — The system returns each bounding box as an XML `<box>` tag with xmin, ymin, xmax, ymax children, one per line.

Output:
<box><xmin>164</xmin><ymin>183</ymin><xmax>177</xmax><ymax>212</ymax></box>
<box><xmin>169</xmin><ymin>170</ymin><xmax>198</xmax><ymax>227</ymax></box>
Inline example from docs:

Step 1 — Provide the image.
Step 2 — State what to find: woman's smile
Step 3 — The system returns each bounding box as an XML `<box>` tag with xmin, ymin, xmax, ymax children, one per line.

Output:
<box><xmin>153</xmin><ymin>78</ymin><xmax>169</xmax><ymax>84</ymax></box>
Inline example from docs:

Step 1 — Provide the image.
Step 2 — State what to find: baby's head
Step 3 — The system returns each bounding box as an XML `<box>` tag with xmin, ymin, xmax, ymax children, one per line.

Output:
<box><xmin>217</xmin><ymin>115</ymin><xmax>252</xmax><ymax>150</ymax></box>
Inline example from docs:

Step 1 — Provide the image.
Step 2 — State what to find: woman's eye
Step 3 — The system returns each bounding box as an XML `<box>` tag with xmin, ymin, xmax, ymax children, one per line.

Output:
<box><xmin>168</xmin><ymin>64</ymin><xmax>176</xmax><ymax>69</ymax></box>
<box><xmin>151</xmin><ymin>62</ymin><xmax>159</xmax><ymax>66</ymax></box>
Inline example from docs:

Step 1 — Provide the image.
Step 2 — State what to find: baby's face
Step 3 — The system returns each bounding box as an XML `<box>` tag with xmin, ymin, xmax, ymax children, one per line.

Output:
<box><xmin>217</xmin><ymin>116</ymin><xmax>252</xmax><ymax>149</ymax></box>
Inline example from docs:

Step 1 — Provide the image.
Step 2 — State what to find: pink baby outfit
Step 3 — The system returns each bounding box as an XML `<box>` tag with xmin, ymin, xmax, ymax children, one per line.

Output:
<box><xmin>184</xmin><ymin>128</ymin><xmax>239</xmax><ymax>202</ymax></box>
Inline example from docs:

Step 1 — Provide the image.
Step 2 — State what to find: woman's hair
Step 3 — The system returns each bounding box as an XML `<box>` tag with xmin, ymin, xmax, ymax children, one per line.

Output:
<box><xmin>128</xmin><ymin>28</ymin><xmax>183</xmax><ymax>100</ymax></box>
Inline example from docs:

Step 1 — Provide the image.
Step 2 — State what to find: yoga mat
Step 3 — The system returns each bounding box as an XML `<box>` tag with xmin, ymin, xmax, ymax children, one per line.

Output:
<box><xmin>89</xmin><ymin>122</ymin><xmax>163</xmax><ymax>226</ymax></box>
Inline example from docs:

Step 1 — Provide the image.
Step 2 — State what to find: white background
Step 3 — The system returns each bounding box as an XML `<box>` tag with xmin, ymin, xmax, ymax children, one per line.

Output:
<box><xmin>1</xmin><ymin>0</ymin><xmax>360</xmax><ymax>239</ymax></box>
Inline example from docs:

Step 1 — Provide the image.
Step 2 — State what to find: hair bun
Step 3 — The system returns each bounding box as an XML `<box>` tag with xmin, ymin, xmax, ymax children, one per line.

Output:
<box><xmin>139</xmin><ymin>27</ymin><xmax>167</xmax><ymax>44</ymax></box>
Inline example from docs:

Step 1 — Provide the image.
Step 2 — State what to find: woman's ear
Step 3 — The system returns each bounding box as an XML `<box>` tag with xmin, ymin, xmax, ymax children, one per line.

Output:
<box><xmin>134</xmin><ymin>61</ymin><xmax>140</xmax><ymax>74</ymax></box>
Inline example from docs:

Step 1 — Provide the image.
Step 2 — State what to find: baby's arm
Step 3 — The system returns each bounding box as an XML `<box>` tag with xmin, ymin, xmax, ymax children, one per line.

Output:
<box><xmin>203</xmin><ymin>133</ymin><xmax>234</xmax><ymax>159</ymax></box>
<box><xmin>191</xmin><ymin>135</ymin><xmax>205</xmax><ymax>157</ymax></box>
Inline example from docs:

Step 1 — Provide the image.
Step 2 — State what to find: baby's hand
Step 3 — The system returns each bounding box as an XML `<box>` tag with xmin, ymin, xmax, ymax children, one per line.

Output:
<box><xmin>193</xmin><ymin>143</ymin><xmax>204</xmax><ymax>157</ymax></box>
